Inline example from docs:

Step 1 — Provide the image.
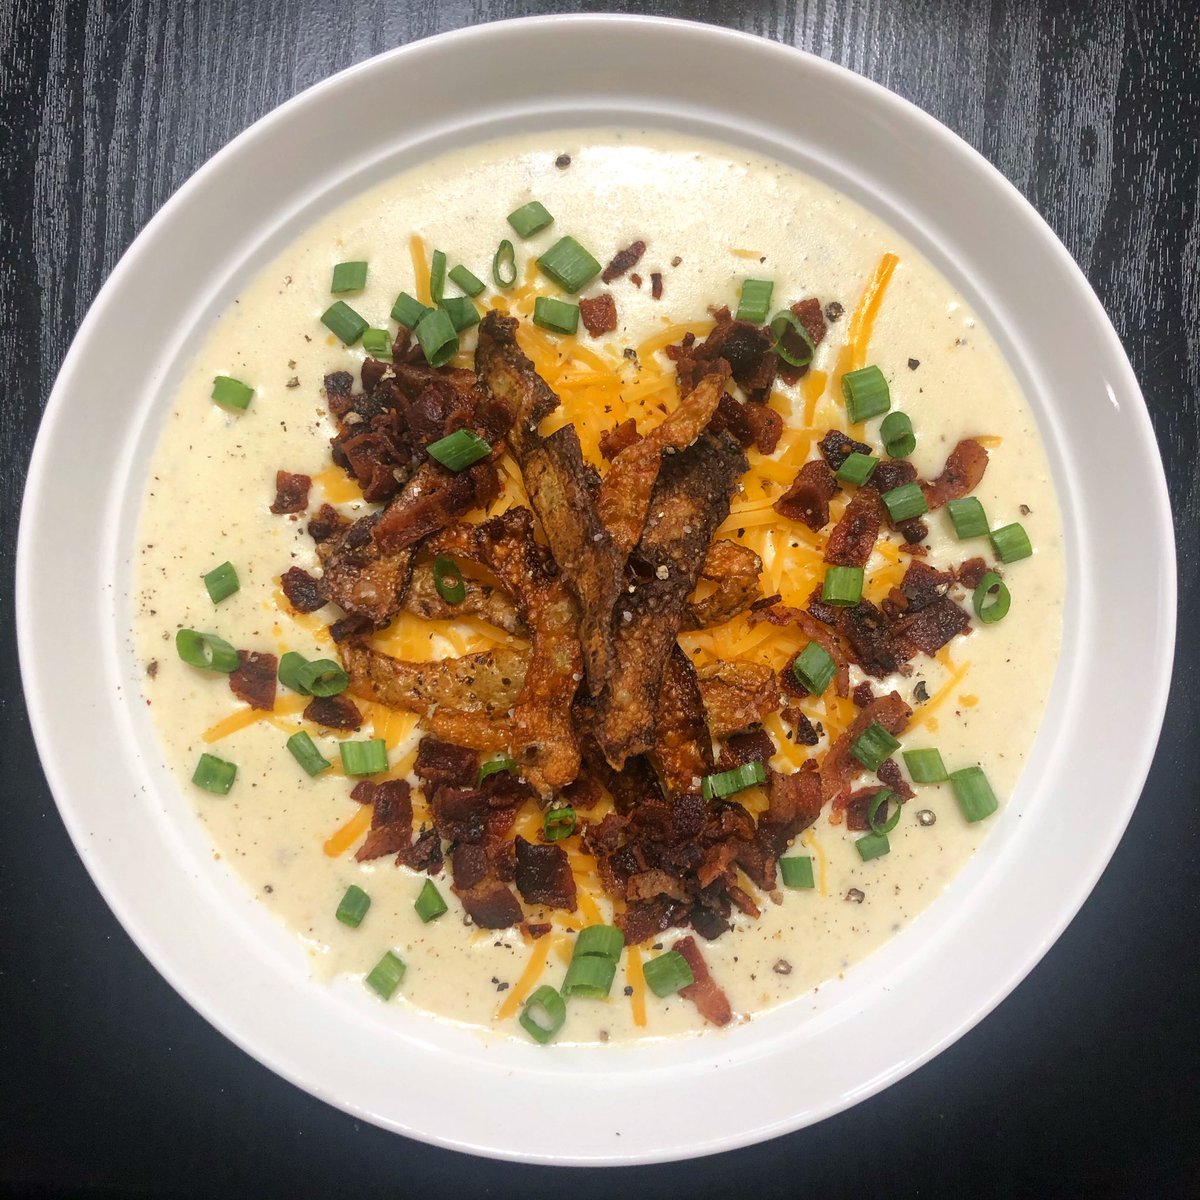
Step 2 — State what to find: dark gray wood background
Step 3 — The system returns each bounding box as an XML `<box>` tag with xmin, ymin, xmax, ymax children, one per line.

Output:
<box><xmin>2</xmin><ymin>1</ymin><xmax>1197</xmax><ymax>1196</ymax></box>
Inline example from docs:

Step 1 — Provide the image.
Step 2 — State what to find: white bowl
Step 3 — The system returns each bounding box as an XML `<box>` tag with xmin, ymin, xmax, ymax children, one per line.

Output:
<box><xmin>16</xmin><ymin>15</ymin><xmax>1175</xmax><ymax>1165</ymax></box>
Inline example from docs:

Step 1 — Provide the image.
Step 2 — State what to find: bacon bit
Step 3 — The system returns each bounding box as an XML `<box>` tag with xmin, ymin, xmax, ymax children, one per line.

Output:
<box><xmin>602</xmin><ymin>239</ymin><xmax>646</xmax><ymax>283</ymax></box>
<box><xmin>876</xmin><ymin>757</ymin><xmax>915</xmax><ymax>801</ymax></box>
<box><xmin>630</xmin><ymin>272</ymin><xmax>643</xmax><ymax>288</ymax></box>
<box><xmin>824</xmin><ymin>488</ymin><xmax>884</xmax><ymax>567</ymax></box>
<box><xmin>302</xmin><ymin>694</ymin><xmax>362</xmax><ymax>730</ymax></box>
<box><xmin>279</xmin><ymin>566</ymin><xmax>325</xmax><ymax>613</ymax></box>
<box><xmin>781</xmin><ymin>704</ymin><xmax>820</xmax><ymax>746</ymax></box>
<box><xmin>599</xmin><ymin>418</ymin><xmax>641</xmax><ymax>461</ymax></box>
<box><xmin>229</xmin><ymin>650</ymin><xmax>277</xmax><ymax>711</ymax></box>
<box><xmin>398</xmin><ymin>827</ymin><xmax>443</xmax><ymax>874</ymax></box>
<box><xmin>742</xmin><ymin>401</ymin><xmax>783</xmax><ymax>455</ymax></box>
<box><xmin>852</xmin><ymin>681</ymin><xmax>875</xmax><ymax>708</ymax></box>
<box><xmin>673</xmin><ymin>936</ymin><xmax>732</xmax><ymax>1026</ymax></box>
<box><xmin>760</xmin><ymin>767</ymin><xmax>822</xmax><ymax>855</ymax></box>
<box><xmin>579</xmin><ymin>293</ymin><xmax>618</xmax><ymax>337</ymax></box>
<box><xmin>354</xmin><ymin>780</ymin><xmax>413</xmax><ymax>861</ymax></box>
<box><xmin>307</xmin><ymin>503</ymin><xmax>349</xmax><ymax>545</ymax></box>
<box><xmin>841</xmin><ymin>784</ymin><xmax>888</xmax><ymax>831</ymax></box>
<box><xmin>922</xmin><ymin>439</ymin><xmax>989</xmax><ymax>509</ymax></box>
<box><xmin>514</xmin><ymin>836</ymin><xmax>577</xmax><ymax>910</ymax></box>
<box><xmin>414</xmin><ymin>736</ymin><xmax>479</xmax><ymax>790</ymax></box>
<box><xmin>776</xmin><ymin>297</ymin><xmax>828</xmax><ymax>384</ymax></box>
<box><xmin>270</xmin><ymin>470</ymin><xmax>312</xmax><ymax>514</ymax></box>
<box><xmin>822</xmin><ymin>692</ymin><xmax>912</xmax><ymax>803</ymax></box>
<box><xmin>775</xmin><ymin>459</ymin><xmax>839</xmax><ymax>530</ymax></box>
<box><xmin>716</xmin><ymin>728</ymin><xmax>775</xmax><ymax>771</ymax></box>
<box><xmin>818</xmin><ymin>429</ymin><xmax>871</xmax><ymax>472</ymax></box>
<box><xmin>956</xmin><ymin>557</ymin><xmax>991</xmax><ymax>589</ymax></box>
<box><xmin>523</xmin><ymin>921</ymin><xmax>552</xmax><ymax>939</ymax></box>
<box><xmin>651</xmin><ymin>272</ymin><xmax>663</xmax><ymax>299</ymax></box>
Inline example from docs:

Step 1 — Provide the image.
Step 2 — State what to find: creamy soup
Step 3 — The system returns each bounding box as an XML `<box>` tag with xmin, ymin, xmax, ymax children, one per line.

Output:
<box><xmin>133</xmin><ymin>130</ymin><xmax>1063</xmax><ymax>1043</ymax></box>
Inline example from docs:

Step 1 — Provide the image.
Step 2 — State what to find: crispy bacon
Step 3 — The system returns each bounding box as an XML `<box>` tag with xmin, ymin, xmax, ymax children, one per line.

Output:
<box><xmin>454</xmin><ymin>875</ymin><xmax>523</xmax><ymax>928</ymax></box>
<box><xmin>716</xmin><ymin>728</ymin><xmax>775</xmax><ymax>772</ymax></box>
<box><xmin>923</xmin><ymin>439</ymin><xmax>989</xmax><ymax>509</ymax></box>
<box><xmin>742</xmin><ymin>402</ymin><xmax>783</xmax><ymax>455</ymax></box>
<box><xmin>371</xmin><ymin>458</ymin><xmax>501</xmax><ymax>555</ymax></box>
<box><xmin>818</xmin><ymin>429</ymin><xmax>871</xmax><ymax>472</ymax></box>
<box><xmin>775</xmin><ymin>459</ymin><xmax>839</xmax><ymax>530</ymax></box>
<box><xmin>618</xmin><ymin>897</ymin><xmax>689</xmax><ymax>945</ymax></box>
<box><xmin>877</xmin><ymin>757</ymin><xmax>915</xmax><ymax>802</ymax></box>
<box><xmin>822</xmin><ymin>692</ymin><xmax>913</xmax><ymax>803</ymax></box>
<box><xmin>270</xmin><ymin>470</ymin><xmax>311</xmax><ymax>514</ymax></box>
<box><xmin>307</xmin><ymin>503</ymin><xmax>348</xmax><ymax>545</ymax></box>
<box><xmin>670</xmin><ymin>307</ymin><xmax>775</xmax><ymax>400</ymax></box>
<box><xmin>602</xmin><ymin>239</ymin><xmax>646</xmax><ymax>283</ymax></box>
<box><xmin>673</xmin><ymin>936</ymin><xmax>733</xmax><ymax>1026</ymax></box>
<box><xmin>279</xmin><ymin>566</ymin><xmax>326</xmax><ymax>614</ymax></box>
<box><xmin>651</xmin><ymin>645</ymin><xmax>714</xmax><ymax>795</ymax></box>
<box><xmin>414</xmin><ymin>736</ymin><xmax>480</xmax><ymax>791</ymax></box>
<box><xmin>683</xmin><ymin>539</ymin><xmax>763</xmax><ymax>629</ymax></box>
<box><xmin>599</xmin><ymin>418</ymin><xmax>641</xmax><ymax>461</ymax></box>
<box><xmin>697</xmin><ymin>660</ymin><xmax>782</xmax><ymax>735</ymax></box>
<box><xmin>759</xmin><ymin>767</ymin><xmax>822</xmax><ymax>855</ymax></box>
<box><xmin>303</xmin><ymin>694</ymin><xmax>362</xmax><ymax>730</ymax></box>
<box><xmin>514</xmin><ymin>837</ymin><xmax>577</xmax><ymax>910</ymax></box>
<box><xmin>757</xmin><ymin>604</ymin><xmax>851</xmax><ymax>697</ymax></box>
<box><xmin>229</xmin><ymin>650</ymin><xmax>276</xmax><ymax>711</ymax></box>
<box><xmin>399</xmin><ymin>826</ymin><xmax>443</xmax><ymax>874</ymax></box>
<box><xmin>354</xmin><ymin>780</ymin><xmax>413</xmax><ymax>861</ymax></box>
<box><xmin>824</xmin><ymin>488</ymin><xmax>884</xmax><ymax>567</ymax></box>
<box><xmin>579</xmin><ymin>293</ymin><xmax>618</xmax><ymax>337</ymax></box>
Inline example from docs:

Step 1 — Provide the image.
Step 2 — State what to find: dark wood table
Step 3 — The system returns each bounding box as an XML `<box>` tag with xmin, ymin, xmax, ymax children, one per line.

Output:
<box><xmin>3</xmin><ymin>2</ymin><xmax>1197</xmax><ymax>1195</ymax></box>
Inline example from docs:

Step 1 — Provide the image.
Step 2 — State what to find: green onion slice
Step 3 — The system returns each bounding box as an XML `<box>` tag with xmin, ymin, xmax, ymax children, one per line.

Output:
<box><xmin>432</xmin><ymin>555</ymin><xmax>466</xmax><ymax>604</ymax></box>
<box><xmin>192</xmin><ymin>752</ymin><xmax>237</xmax><ymax>794</ymax></box>
<box><xmin>362</xmin><ymin>327</ymin><xmax>393</xmax><ymax>358</ymax></box>
<box><xmin>949</xmin><ymin>765</ymin><xmax>1000</xmax><ymax>822</ymax></box>
<box><xmin>990</xmin><ymin>522</ymin><xmax>1033</xmax><ymax>563</ymax></box>
<box><xmin>973</xmin><ymin>571</ymin><xmax>1011</xmax><ymax>624</ymax></box>
<box><xmin>946</xmin><ymin>496</ymin><xmax>989</xmax><ymax>539</ymax></box>
<box><xmin>850</xmin><ymin>722</ymin><xmax>901</xmax><ymax>772</ymax></box>
<box><xmin>532</xmin><ymin>295</ymin><xmax>580</xmax><ymax>335</ymax></box>
<box><xmin>364</xmin><ymin>949</ymin><xmax>406</xmax><ymax>999</ymax></box>
<box><xmin>440</xmin><ymin>296</ymin><xmax>481</xmax><ymax>332</ymax></box>
<box><xmin>822</xmin><ymin>565</ymin><xmax>864</xmax><ymax>607</ymax></box>
<box><xmin>880</xmin><ymin>411</ymin><xmax>916</xmax><ymax>458</ymax></box>
<box><xmin>561</xmin><ymin>953</ymin><xmax>617</xmax><ymax>998</ymax></box>
<box><xmin>770</xmin><ymin>309</ymin><xmax>816</xmax><ymax>367</ymax></box>
<box><xmin>429</xmin><ymin>249</ymin><xmax>447</xmax><ymax>304</ymax></box>
<box><xmin>330</xmin><ymin>260</ymin><xmax>367</xmax><ymax>293</ymax></box>
<box><xmin>537</xmin><ymin>235</ymin><xmax>601</xmax><ymax>293</ymax></box>
<box><xmin>779</xmin><ymin>855</ymin><xmax>816</xmax><ymax>889</ymax></box>
<box><xmin>841</xmin><ymin>364</ymin><xmax>891</xmax><ymax>423</ymax></box>
<box><xmin>735</xmin><ymin>278</ymin><xmax>774</xmax><ymax>324</ymax></box>
<box><xmin>792</xmin><ymin>641</ymin><xmax>837</xmax><ymax>695</ymax></box>
<box><xmin>426</xmin><ymin>428</ymin><xmax>491</xmax><ymax>471</ymax></box>
<box><xmin>277</xmin><ymin>650</ymin><xmax>312</xmax><ymax>694</ymax></box>
<box><xmin>321</xmin><ymin>301</ymin><xmax>369</xmax><ymax>346</ymax></box>
<box><xmin>507</xmin><ymin>200</ymin><xmax>554</xmax><ymax>238</ymax></box>
<box><xmin>902</xmin><ymin>747</ymin><xmax>948</xmax><ymax>784</ymax></box>
<box><xmin>391</xmin><ymin>291</ymin><xmax>431</xmax><ymax>329</ymax></box>
<box><xmin>544</xmin><ymin>805</ymin><xmax>577</xmax><ymax>841</ymax></box>
<box><xmin>414</xmin><ymin>879</ymin><xmax>449</xmax><ymax>923</ymax></box>
<box><xmin>519</xmin><ymin>984</ymin><xmax>567</xmax><ymax>1044</ymax></box>
<box><xmin>574</xmin><ymin>924</ymin><xmax>625</xmax><ymax>961</ymax></box>
<box><xmin>836</xmin><ymin>452</ymin><xmax>878</xmax><ymax>487</ymax></box>
<box><xmin>448</xmin><ymin>264</ymin><xmax>486</xmax><ymax>297</ymax></box>
<box><xmin>295</xmin><ymin>658</ymin><xmax>349</xmax><ymax>697</ymax></box>
<box><xmin>339</xmin><ymin>738</ymin><xmax>388</xmax><ymax>777</ymax></box>
<box><xmin>335</xmin><ymin>884</ymin><xmax>371</xmax><ymax>928</ymax></box>
<box><xmin>856</xmin><ymin>831</ymin><xmax>891</xmax><ymax>861</ymax></box>
<box><xmin>478</xmin><ymin>756</ymin><xmax>516</xmax><ymax>784</ymax></box>
<box><xmin>211</xmin><ymin>375</ymin><xmax>253</xmax><ymax>411</ymax></box>
<box><xmin>642</xmin><ymin>950</ymin><xmax>695</xmax><ymax>998</ymax></box>
<box><xmin>287</xmin><ymin>730</ymin><xmax>331</xmax><ymax>776</ymax></box>
<box><xmin>175</xmin><ymin>629</ymin><xmax>239</xmax><ymax>673</ymax></box>
<box><xmin>203</xmin><ymin>561</ymin><xmax>239</xmax><ymax>604</ymax></box>
<box><xmin>492</xmin><ymin>239</ymin><xmax>517</xmax><ymax>288</ymax></box>
<box><xmin>868</xmin><ymin>788</ymin><xmax>902</xmax><ymax>834</ymax></box>
<box><xmin>414</xmin><ymin>306</ymin><xmax>459</xmax><ymax>367</ymax></box>
<box><xmin>882</xmin><ymin>481</ymin><xmax>929</xmax><ymax>523</ymax></box>
<box><xmin>701</xmin><ymin>760</ymin><xmax>767</xmax><ymax>800</ymax></box>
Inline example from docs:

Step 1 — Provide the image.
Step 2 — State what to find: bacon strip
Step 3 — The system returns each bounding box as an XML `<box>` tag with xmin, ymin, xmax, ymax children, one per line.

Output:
<box><xmin>775</xmin><ymin>459</ymin><xmax>839</xmax><ymax>531</ymax></box>
<box><xmin>673</xmin><ymin>936</ymin><xmax>733</xmax><ymax>1026</ymax></box>
<box><xmin>821</xmin><ymin>691</ymin><xmax>913</xmax><ymax>803</ymax></box>
<box><xmin>824</xmin><ymin>487</ymin><xmax>884</xmax><ymax>567</ymax></box>
<box><xmin>922</xmin><ymin>438</ymin><xmax>989</xmax><ymax>509</ymax></box>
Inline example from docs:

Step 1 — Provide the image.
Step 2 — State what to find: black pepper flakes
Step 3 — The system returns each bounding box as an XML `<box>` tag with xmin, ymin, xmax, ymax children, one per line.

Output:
<box><xmin>917</xmin><ymin>809</ymin><xmax>937</xmax><ymax>826</ymax></box>
<box><xmin>773</xmin><ymin>959</ymin><xmax>792</xmax><ymax>976</ymax></box>
<box><xmin>913</xmin><ymin>680</ymin><xmax>929</xmax><ymax>704</ymax></box>
<box><xmin>824</xmin><ymin>300</ymin><xmax>845</xmax><ymax>322</ymax></box>
<box><xmin>907</xmin><ymin>357</ymin><xmax>920</xmax><ymax>370</ymax></box>
<box><xmin>623</xmin><ymin>985</ymin><xmax>634</xmax><ymax>996</ymax></box>
<box><xmin>555</xmin><ymin>153</ymin><xmax>571</xmax><ymax>169</ymax></box>
<box><xmin>845</xmin><ymin>888</ymin><xmax>865</xmax><ymax>904</ymax></box>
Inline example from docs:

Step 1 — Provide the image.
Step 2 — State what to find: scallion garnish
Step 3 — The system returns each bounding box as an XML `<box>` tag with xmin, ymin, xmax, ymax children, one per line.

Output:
<box><xmin>642</xmin><ymin>950</ymin><xmax>695</xmax><ymax>998</ymax></box>
<box><xmin>946</xmin><ymin>496</ymin><xmax>989</xmax><ymax>539</ymax></box>
<box><xmin>448</xmin><ymin>264</ymin><xmax>486</xmax><ymax>297</ymax></box>
<box><xmin>478</xmin><ymin>755</ymin><xmax>516</xmax><ymax>784</ymax></box>
<box><xmin>856</xmin><ymin>831</ymin><xmax>891</xmax><ymax>861</ymax></box>
<box><xmin>414</xmin><ymin>306</ymin><xmax>458</xmax><ymax>367</ymax></box>
<box><xmin>429</xmin><ymin>249</ymin><xmax>447</xmax><ymax>304</ymax></box>
<box><xmin>867</xmin><ymin>788</ymin><xmax>902</xmax><ymax>834</ymax></box>
<box><xmin>822</xmin><ymin>565</ymin><xmax>864</xmax><ymax>607</ymax></box>
<box><xmin>902</xmin><ymin>747</ymin><xmax>948</xmax><ymax>783</ymax></box>
<box><xmin>880</xmin><ymin>411</ymin><xmax>916</xmax><ymax>458</ymax></box>
<box><xmin>769</xmin><ymin>309</ymin><xmax>815</xmax><ymax>367</ymax></box>
<box><xmin>949</xmin><ymin>765</ymin><xmax>999</xmax><ymax>822</ymax></box>
<box><xmin>792</xmin><ymin>641</ymin><xmax>837</xmax><ymax>695</ymax></box>
<box><xmin>391</xmin><ymin>291</ymin><xmax>431</xmax><ymax>329</ymax></box>
<box><xmin>361</xmin><ymin>327</ymin><xmax>393</xmax><ymax>358</ymax></box>
<box><xmin>841</xmin><ymin>364</ymin><xmax>891</xmax><ymax>423</ymax></box>
<box><xmin>507</xmin><ymin>200</ymin><xmax>554</xmax><ymax>238</ymax></box>
<box><xmin>779</xmin><ymin>856</ymin><xmax>816</xmax><ymax>889</ymax></box>
<box><xmin>519</xmin><ymin>984</ymin><xmax>567</xmax><ymax>1044</ymax></box>
<box><xmin>414</xmin><ymin>879</ymin><xmax>448</xmax><ymax>923</ymax></box>
<box><xmin>561</xmin><ymin>953</ymin><xmax>617</xmax><ymax>998</ymax></box>
<box><xmin>211</xmin><ymin>375</ymin><xmax>253</xmax><ymax>411</ymax></box>
<box><xmin>335</xmin><ymin>884</ymin><xmax>371</xmax><ymax>928</ymax></box>
<box><xmin>287</xmin><ymin>730</ymin><xmax>331</xmax><ymax>776</ymax></box>
<box><xmin>330</xmin><ymin>260</ymin><xmax>367</xmax><ymax>293</ymax></box>
<box><xmin>440</xmin><ymin>296</ymin><xmax>480</xmax><ymax>332</ymax></box>
<box><xmin>882</xmin><ymin>481</ymin><xmax>929</xmax><ymax>523</ymax></box>
<box><xmin>735</xmin><ymin>278</ymin><xmax>774</xmax><ymax>324</ymax></box>
<box><xmin>492</xmin><ymin>239</ymin><xmax>517</xmax><ymax>288</ymax></box>
<box><xmin>990</xmin><ymin>522</ymin><xmax>1033</xmax><ymax>563</ymax></box>
<box><xmin>533</xmin><ymin>295</ymin><xmax>580</xmax><ymax>335</ymax></box>
<box><xmin>836</xmin><ymin>452</ymin><xmax>878</xmax><ymax>487</ymax></box>
<box><xmin>339</xmin><ymin>738</ymin><xmax>388</xmax><ymax>777</ymax></box>
<box><xmin>364</xmin><ymin>949</ymin><xmax>406</xmax><ymax>999</ymax></box>
<box><xmin>321</xmin><ymin>301</ymin><xmax>369</xmax><ymax>345</ymax></box>
<box><xmin>202</xmin><ymin>561</ymin><xmax>239</xmax><ymax>604</ymax></box>
<box><xmin>544</xmin><ymin>805</ymin><xmax>576</xmax><ymax>841</ymax></box>
<box><xmin>432</xmin><ymin>555</ymin><xmax>466</xmax><ymax>604</ymax></box>
<box><xmin>849</xmin><ymin>722</ymin><xmax>901</xmax><ymax>772</ymax></box>
<box><xmin>277</xmin><ymin>650</ymin><xmax>311</xmax><ymax>694</ymax></box>
<box><xmin>574</xmin><ymin>924</ymin><xmax>625</xmax><ymax>961</ymax></box>
<box><xmin>701</xmin><ymin>760</ymin><xmax>767</xmax><ymax>800</ymax></box>
<box><xmin>192</xmin><ymin>752</ymin><xmax>237</xmax><ymax>794</ymax></box>
<box><xmin>175</xmin><ymin>628</ymin><xmax>239</xmax><ymax>673</ymax></box>
<box><xmin>972</xmin><ymin>571</ymin><xmax>1011</xmax><ymax>623</ymax></box>
<box><xmin>426</xmin><ymin>428</ymin><xmax>491</xmax><ymax>471</ymax></box>
<box><xmin>537</xmin><ymin>235</ymin><xmax>601</xmax><ymax>293</ymax></box>
<box><xmin>295</xmin><ymin>658</ymin><xmax>349</xmax><ymax>697</ymax></box>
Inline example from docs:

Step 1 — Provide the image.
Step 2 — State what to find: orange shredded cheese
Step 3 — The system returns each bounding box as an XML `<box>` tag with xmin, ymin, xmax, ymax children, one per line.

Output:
<box><xmin>496</xmin><ymin>933</ymin><xmax>553</xmax><ymax>1020</ymax></box>
<box><xmin>202</xmin><ymin>694</ymin><xmax>307</xmax><ymax>743</ymax></box>
<box><xmin>312</xmin><ymin>465</ymin><xmax>362</xmax><ymax>505</ymax></box>
<box><xmin>322</xmin><ymin>803</ymin><xmax>372</xmax><ymax>857</ymax></box>
<box><xmin>410</xmin><ymin>233</ymin><xmax>431</xmax><ymax>306</ymax></box>
<box><xmin>625</xmin><ymin>946</ymin><xmax>648</xmax><ymax>1028</ymax></box>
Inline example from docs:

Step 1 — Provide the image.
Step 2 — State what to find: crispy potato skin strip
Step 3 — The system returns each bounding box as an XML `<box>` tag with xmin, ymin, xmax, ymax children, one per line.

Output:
<box><xmin>595</xmin><ymin>433</ymin><xmax>748</xmax><ymax>767</ymax></box>
<box><xmin>697</xmin><ymin>660</ymin><xmax>783</xmax><ymax>736</ymax></box>
<box><xmin>683</xmin><ymin>539</ymin><xmax>764</xmax><ymax>629</ymax></box>
<box><xmin>340</xmin><ymin>643</ymin><xmax>525</xmax><ymax>752</ymax></box>
<box><xmin>597</xmin><ymin>371</ymin><xmax>727</xmax><ymax>558</ymax></box>
<box><xmin>402</xmin><ymin>560</ymin><xmax>525</xmax><ymax>635</ymax></box>
<box><xmin>317</xmin><ymin>512</ymin><xmax>415</xmax><ymax>627</ymax></box>
<box><xmin>651</xmin><ymin>644</ymin><xmax>714</xmax><ymax>794</ymax></box>
<box><xmin>426</xmin><ymin>508</ymin><xmax>581</xmax><ymax>796</ymax></box>
<box><xmin>475</xmin><ymin>311</ymin><xmax>561</xmax><ymax>460</ymax></box>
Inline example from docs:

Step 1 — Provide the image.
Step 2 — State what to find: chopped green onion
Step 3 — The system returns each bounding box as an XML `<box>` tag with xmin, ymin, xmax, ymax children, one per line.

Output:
<box><xmin>735</xmin><ymin>278</ymin><xmax>774</xmax><ymax>324</ymax></box>
<box><xmin>532</xmin><ymin>295</ymin><xmax>580</xmax><ymax>335</ymax></box>
<box><xmin>507</xmin><ymin>200</ymin><xmax>554</xmax><ymax>238</ymax></box>
<box><xmin>426</xmin><ymin>428</ymin><xmax>491</xmax><ymax>471</ymax></box>
<box><xmin>841</xmin><ymin>365</ymin><xmax>891</xmax><ymax>423</ymax></box>
<box><xmin>287</xmin><ymin>730</ymin><xmax>331</xmax><ymax>776</ymax></box>
<box><xmin>574</xmin><ymin>924</ymin><xmax>625</xmax><ymax>961</ymax></box>
<box><xmin>330</xmin><ymin>260</ymin><xmax>367</xmax><ymax>293</ymax></box>
<box><xmin>903</xmin><ymin>747</ymin><xmax>948</xmax><ymax>783</ymax></box>
<box><xmin>880</xmin><ymin>411</ymin><xmax>916</xmax><ymax>458</ymax></box>
<box><xmin>990</xmin><ymin>522</ymin><xmax>1033</xmax><ymax>563</ymax></box>
<box><xmin>364</xmin><ymin>949</ymin><xmax>406</xmax><ymax>999</ymax></box>
<box><xmin>544</xmin><ymin>805</ymin><xmax>576</xmax><ymax>841</ymax></box>
<box><xmin>537</xmin><ymin>236</ymin><xmax>601</xmax><ymax>293</ymax></box>
<box><xmin>642</xmin><ymin>950</ymin><xmax>695</xmax><ymax>998</ymax></box>
<box><xmin>339</xmin><ymin>738</ymin><xmax>388</xmax><ymax>777</ymax></box>
<box><xmin>362</xmin><ymin>327</ymin><xmax>393</xmax><ymax>358</ymax></box>
<box><xmin>973</xmin><ymin>571</ymin><xmax>1011</xmax><ymax>623</ymax></box>
<box><xmin>519</xmin><ymin>984</ymin><xmax>567</xmax><ymax>1043</ymax></box>
<box><xmin>882</xmin><ymin>481</ymin><xmax>929</xmax><ymax>523</ymax></box>
<box><xmin>440</xmin><ymin>296</ymin><xmax>480</xmax><ymax>332</ymax></box>
<box><xmin>836</xmin><ymin>452</ymin><xmax>878</xmax><ymax>487</ymax></box>
<box><xmin>277</xmin><ymin>650</ymin><xmax>312</xmax><ymax>694</ymax></box>
<box><xmin>413</xmin><ymin>306</ymin><xmax>458</xmax><ymax>367</ymax></box>
<box><xmin>822</xmin><ymin>565</ymin><xmax>864</xmax><ymax>607</ymax></box>
<box><xmin>850</xmin><ymin>722</ymin><xmax>901</xmax><ymax>772</ymax></box>
<box><xmin>769</xmin><ymin>309</ymin><xmax>815</xmax><ymax>367</ymax></box>
<box><xmin>492</xmin><ymin>239</ymin><xmax>517</xmax><ymax>288</ymax></box>
<box><xmin>335</xmin><ymin>884</ymin><xmax>371</xmax><ymax>928</ymax></box>
<box><xmin>561</xmin><ymin>953</ymin><xmax>617</xmax><ymax>998</ymax></box>
<box><xmin>868</xmin><ymin>788</ymin><xmax>902</xmax><ymax>834</ymax></box>
<box><xmin>414</xmin><ymin>879</ymin><xmax>448</xmax><ymax>923</ymax></box>
<box><xmin>192</xmin><ymin>752</ymin><xmax>237</xmax><ymax>794</ymax></box>
<box><xmin>175</xmin><ymin>629</ymin><xmax>239</xmax><ymax>673</ymax></box>
<box><xmin>432</xmin><ymin>555</ymin><xmax>466</xmax><ymax>604</ymax></box>
<box><xmin>448</xmin><ymin>264</ymin><xmax>486</xmax><ymax>297</ymax></box>
<box><xmin>211</xmin><ymin>375</ymin><xmax>253</xmax><ymax>411</ymax></box>
<box><xmin>946</xmin><ymin>496</ymin><xmax>989</xmax><ymax>539</ymax></box>
<box><xmin>203</xmin><ymin>561</ymin><xmax>239</xmax><ymax>604</ymax></box>
<box><xmin>779</xmin><ymin>856</ymin><xmax>815</xmax><ymax>889</ymax></box>
<box><xmin>792</xmin><ymin>642</ymin><xmax>837</xmax><ymax>695</ymax></box>
<box><xmin>950</xmin><ymin>765</ymin><xmax>999</xmax><ymax>822</ymax></box>
<box><xmin>856</xmin><ymin>831</ymin><xmax>891</xmax><ymax>861</ymax></box>
<box><xmin>429</xmin><ymin>249</ymin><xmax>447</xmax><ymax>304</ymax></box>
<box><xmin>391</xmin><ymin>291</ymin><xmax>431</xmax><ymax>329</ymax></box>
<box><xmin>295</xmin><ymin>658</ymin><xmax>349</xmax><ymax>697</ymax></box>
<box><xmin>701</xmin><ymin>760</ymin><xmax>767</xmax><ymax>800</ymax></box>
<box><xmin>478</xmin><ymin>756</ymin><xmax>516</xmax><ymax>784</ymax></box>
<box><xmin>321</xmin><ymin>301</ymin><xmax>369</xmax><ymax>345</ymax></box>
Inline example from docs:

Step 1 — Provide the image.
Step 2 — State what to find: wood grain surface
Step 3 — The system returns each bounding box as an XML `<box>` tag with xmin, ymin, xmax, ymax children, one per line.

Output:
<box><xmin>2</xmin><ymin>1</ymin><xmax>1197</xmax><ymax>1196</ymax></box>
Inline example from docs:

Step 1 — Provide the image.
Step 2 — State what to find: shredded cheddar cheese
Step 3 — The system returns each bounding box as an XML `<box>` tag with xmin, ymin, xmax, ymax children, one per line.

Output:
<box><xmin>625</xmin><ymin>946</ymin><xmax>648</xmax><ymax>1027</ymax></box>
<box><xmin>323</xmin><ymin>803</ymin><xmax>373</xmax><ymax>857</ymax></box>
<box><xmin>496</xmin><ymin>933</ymin><xmax>552</xmax><ymax>1020</ymax></box>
